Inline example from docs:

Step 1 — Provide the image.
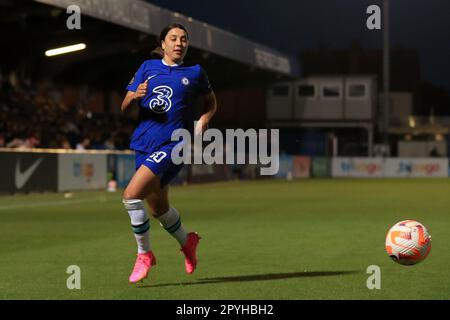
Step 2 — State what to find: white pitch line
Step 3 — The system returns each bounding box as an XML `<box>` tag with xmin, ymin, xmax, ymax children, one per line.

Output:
<box><xmin>0</xmin><ymin>197</ymin><xmax>116</xmax><ymax>211</ymax></box>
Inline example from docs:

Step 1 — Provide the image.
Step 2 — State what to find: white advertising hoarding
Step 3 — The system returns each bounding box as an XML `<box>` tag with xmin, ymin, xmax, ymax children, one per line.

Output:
<box><xmin>58</xmin><ymin>154</ymin><xmax>107</xmax><ymax>191</ymax></box>
<box><xmin>385</xmin><ymin>158</ymin><xmax>448</xmax><ymax>178</ymax></box>
<box><xmin>332</xmin><ymin>157</ymin><xmax>449</xmax><ymax>178</ymax></box>
<box><xmin>332</xmin><ymin>157</ymin><xmax>384</xmax><ymax>177</ymax></box>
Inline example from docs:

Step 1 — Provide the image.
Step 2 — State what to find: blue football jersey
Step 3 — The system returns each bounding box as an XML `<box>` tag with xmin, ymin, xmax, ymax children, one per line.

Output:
<box><xmin>126</xmin><ymin>59</ymin><xmax>212</xmax><ymax>153</ymax></box>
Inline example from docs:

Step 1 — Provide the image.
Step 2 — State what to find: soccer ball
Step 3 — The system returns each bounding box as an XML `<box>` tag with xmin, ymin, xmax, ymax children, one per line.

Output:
<box><xmin>385</xmin><ymin>220</ymin><xmax>432</xmax><ymax>265</ymax></box>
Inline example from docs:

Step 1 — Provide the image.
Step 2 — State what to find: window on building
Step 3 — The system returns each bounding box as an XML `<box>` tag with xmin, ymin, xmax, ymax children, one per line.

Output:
<box><xmin>322</xmin><ymin>85</ymin><xmax>341</xmax><ymax>98</ymax></box>
<box><xmin>348</xmin><ymin>84</ymin><xmax>367</xmax><ymax>98</ymax></box>
<box><xmin>298</xmin><ymin>84</ymin><xmax>315</xmax><ymax>98</ymax></box>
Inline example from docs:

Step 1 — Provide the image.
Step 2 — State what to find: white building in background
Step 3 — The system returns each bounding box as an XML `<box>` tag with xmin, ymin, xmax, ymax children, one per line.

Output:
<box><xmin>266</xmin><ymin>75</ymin><xmax>377</xmax><ymax>156</ymax></box>
<box><xmin>266</xmin><ymin>76</ymin><xmax>449</xmax><ymax>158</ymax></box>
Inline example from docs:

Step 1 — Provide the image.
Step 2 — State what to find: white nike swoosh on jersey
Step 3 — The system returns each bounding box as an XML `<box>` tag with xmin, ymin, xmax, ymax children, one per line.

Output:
<box><xmin>15</xmin><ymin>158</ymin><xmax>44</xmax><ymax>189</ymax></box>
<box><xmin>147</xmin><ymin>74</ymin><xmax>158</xmax><ymax>81</ymax></box>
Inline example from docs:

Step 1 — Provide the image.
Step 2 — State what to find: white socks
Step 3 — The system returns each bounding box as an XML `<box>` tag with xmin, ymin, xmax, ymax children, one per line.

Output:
<box><xmin>123</xmin><ymin>199</ymin><xmax>151</xmax><ymax>254</ymax></box>
<box><xmin>123</xmin><ymin>200</ymin><xmax>188</xmax><ymax>251</ymax></box>
<box><xmin>157</xmin><ymin>207</ymin><xmax>188</xmax><ymax>246</ymax></box>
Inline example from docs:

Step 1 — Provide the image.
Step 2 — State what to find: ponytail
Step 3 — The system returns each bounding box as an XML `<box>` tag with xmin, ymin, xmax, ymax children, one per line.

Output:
<box><xmin>150</xmin><ymin>46</ymin><xmax>164</xmax><ymax>59</ymax></box>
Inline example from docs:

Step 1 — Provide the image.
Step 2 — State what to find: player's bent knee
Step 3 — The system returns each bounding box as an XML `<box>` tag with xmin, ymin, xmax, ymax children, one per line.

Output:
<box><xmin>148</xmin><ymin>201</ymin><xmax>169</xmax><ymax>217</ymax></box>
<box><xmin>122</xmin><ymin>189</ymin><xmax>140</xmax><ymax>201</ymax></box>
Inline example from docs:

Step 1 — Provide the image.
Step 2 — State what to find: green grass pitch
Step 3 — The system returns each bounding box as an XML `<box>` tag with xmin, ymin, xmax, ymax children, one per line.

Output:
<box><xmin>1</xmin><ymin>179</ymin><xmax>449</xmax><ymax>299</ymax></box>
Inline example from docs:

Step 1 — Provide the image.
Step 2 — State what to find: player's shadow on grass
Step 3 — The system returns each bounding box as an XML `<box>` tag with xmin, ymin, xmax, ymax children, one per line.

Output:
<box><xmin>138</xmin><ymin>270</ymin><xmax>360</xmax><ymax>288</ymax></box>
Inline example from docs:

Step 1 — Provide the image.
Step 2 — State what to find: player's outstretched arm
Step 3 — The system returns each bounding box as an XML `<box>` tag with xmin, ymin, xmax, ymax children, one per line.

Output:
<box><xmin>195</xmin><ymin>90</ymin><xmax>217</xmax><ymax>135</ymax></box>
<box><xmin>120</xmin><ymin>80</ymin><xmax>148</xmax><ymax>112</ymax></box>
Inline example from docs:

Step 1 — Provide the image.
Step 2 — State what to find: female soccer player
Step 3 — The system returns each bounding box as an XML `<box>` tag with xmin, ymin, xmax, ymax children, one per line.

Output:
<box><xmin>120</xmin><ymin>24</ymin><xmax>217</xmax><ymax>283</ymax></box>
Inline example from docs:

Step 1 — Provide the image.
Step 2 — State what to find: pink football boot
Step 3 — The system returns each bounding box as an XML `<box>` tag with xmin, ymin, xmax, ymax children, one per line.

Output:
<box><xmin>129</xmin><ymin>251</ymin><xmax>156</xmax><ymax>283</ymax></box>
<box><xmin>180</xmin><ymin>232</ymin><xmax>201</xmax><ymax>274</ymax></box>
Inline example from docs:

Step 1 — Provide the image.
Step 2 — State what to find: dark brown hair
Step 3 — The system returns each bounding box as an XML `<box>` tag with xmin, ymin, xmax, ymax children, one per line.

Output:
<box><xmin>159</xmin><ymin>23</ymin><xmax>189</xmax><ymax>43</ymax></box>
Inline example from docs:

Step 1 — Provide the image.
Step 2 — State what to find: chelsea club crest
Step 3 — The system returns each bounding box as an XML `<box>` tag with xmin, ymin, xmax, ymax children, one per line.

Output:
<box><xmin>181</xmin><ymin>77</ymin><xmax>189</xmax><ymax>86</ymax></box>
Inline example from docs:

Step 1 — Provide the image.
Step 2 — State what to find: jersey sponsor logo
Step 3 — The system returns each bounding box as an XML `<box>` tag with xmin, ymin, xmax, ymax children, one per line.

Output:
<box><xmin>181</xmin><ymin>77</ymin><xmax>189</xmax><ymax>85</ymax></box>
<box><xmin>149</xmin><ymin>85</ymin><xmax>173</xmax><ymax>113</ymax></box>
<box><xmin>15</xmin><ymin>158</ymin><xmax>44</xmax><ymax>189</ymax></box>
<box><xmin>146</xmin><ymin>151</ymin><xmax>167</xmax><ymax>163</ymax></box>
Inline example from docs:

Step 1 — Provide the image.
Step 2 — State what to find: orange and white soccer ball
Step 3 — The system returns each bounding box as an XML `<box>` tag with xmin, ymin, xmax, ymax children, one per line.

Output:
<box><xmin>385</xmin><ymin>220</ymin><xmax>432</xmax><ymax>265</ymax></box>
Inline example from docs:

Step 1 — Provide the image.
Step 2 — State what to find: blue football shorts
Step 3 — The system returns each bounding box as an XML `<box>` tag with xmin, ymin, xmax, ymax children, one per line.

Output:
<box><xmin>135</xmin><ymin>141</ymin><xmax>183</xmax><ymax>187</ymax></box>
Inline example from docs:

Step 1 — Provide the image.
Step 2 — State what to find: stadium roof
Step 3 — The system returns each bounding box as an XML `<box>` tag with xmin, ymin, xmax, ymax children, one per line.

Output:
<box><xmin>33</xmin><ymin>0</ymin><xmax>300</xmax><ymax>77</ymax></box>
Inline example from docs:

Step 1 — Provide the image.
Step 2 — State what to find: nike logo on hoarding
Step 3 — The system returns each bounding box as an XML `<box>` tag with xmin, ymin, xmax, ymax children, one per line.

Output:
<box><xmin>15</xmin><ymin>158</ymin><xmax>44</xmax><ymax>189</ymax></box>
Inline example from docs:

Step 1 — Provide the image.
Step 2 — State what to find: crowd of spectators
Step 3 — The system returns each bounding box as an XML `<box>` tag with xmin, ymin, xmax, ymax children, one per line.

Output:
<box><xmin>0</xmin><ymin>73</ymin><xmax>135</xmax><ymax>150</ymax></box>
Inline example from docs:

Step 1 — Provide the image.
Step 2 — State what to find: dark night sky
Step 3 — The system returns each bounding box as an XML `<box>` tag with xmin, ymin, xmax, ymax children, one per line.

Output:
<box><xmin>148</xmin><ymin>0</ymin><xmax>450</xmax><ymax>96</ymax></box>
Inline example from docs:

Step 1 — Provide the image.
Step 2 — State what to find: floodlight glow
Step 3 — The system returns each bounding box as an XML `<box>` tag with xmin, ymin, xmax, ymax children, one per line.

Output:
<box><xmin>45</xmin><ymin>43</ymin><xmax>86</xmax><ymax>57</ymax></box>
<box><xmin>408</xmin><ymin>116</ymin><xmax>416</xmax><ymax>128</ymax></box>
